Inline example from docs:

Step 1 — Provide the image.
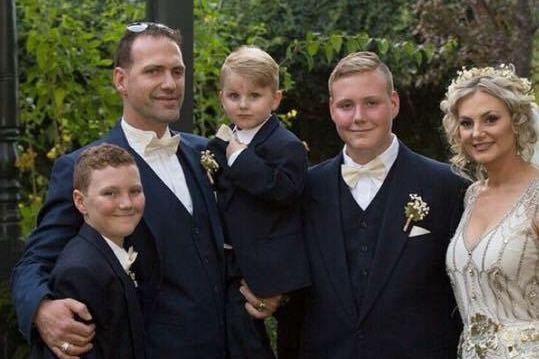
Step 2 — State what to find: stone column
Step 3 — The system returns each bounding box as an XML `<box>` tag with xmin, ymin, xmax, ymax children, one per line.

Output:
<box><xmin>147</xmin><ymin>0</ymin><xmax>194</xmax><ymax>132</ymax></box>
<box><xmin>0</xmin><ymin>0</ymin><xmax>22</xmax><ymax>357</ymax></box>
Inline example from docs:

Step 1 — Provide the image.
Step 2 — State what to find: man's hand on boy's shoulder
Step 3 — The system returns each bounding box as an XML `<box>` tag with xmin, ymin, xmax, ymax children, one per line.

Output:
<box><xmin>34</xmin><ymin>298</ymin><xmax>95</xmax><ymax>359</ymax></box>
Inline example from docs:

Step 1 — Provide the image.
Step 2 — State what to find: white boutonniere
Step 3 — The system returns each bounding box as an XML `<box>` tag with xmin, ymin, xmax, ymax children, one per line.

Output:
<box><xmin>125</xmin><ymin>246</ymin><xmax>138</xmax><ymax>288</ymax></box>
<box><xmin>200</xmin><ymin>150</ymin><xmax>219</xmax><ymax>185</ymax></box>
<box><xmin>403</xmin><ymin>194</ymin><xmax>429</xmax><ymax>232</ymax></box>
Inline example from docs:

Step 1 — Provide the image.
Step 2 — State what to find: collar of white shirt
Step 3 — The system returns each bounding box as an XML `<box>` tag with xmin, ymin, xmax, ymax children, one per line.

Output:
<box><xmin>342</xmin><ymin>133</ymin><xmax>399</xmax><ymax>179</ymax></box>
<box><xmin>233</xmin><ymin>114</ymin><xmax>271</xmax><ymax>145</ymax></box>
<box><xmin>120</xmin><ymin>118</ymin><xmax>193</xmax><ymax>214</ymax></box>
<box><xmin>102</xmin><ymin>235</ymin><xmax>138</xmax><ymax>272</ymax></box>
<box><xmin>121</xmin><ymin>118</ymin><xmax>180</xmax><ymax>155</ymax></box>
<box><xmin>342</xmin><ymin>134</ymin><xmax>399</xmax><ymax>209</ymax></box>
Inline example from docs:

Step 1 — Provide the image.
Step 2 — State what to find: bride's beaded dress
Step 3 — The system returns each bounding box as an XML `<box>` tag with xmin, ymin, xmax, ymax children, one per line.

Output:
<box><xmin>446</xmin><ymin>179</ymin><xmax>539</xmax><ymax>359</ymax></box>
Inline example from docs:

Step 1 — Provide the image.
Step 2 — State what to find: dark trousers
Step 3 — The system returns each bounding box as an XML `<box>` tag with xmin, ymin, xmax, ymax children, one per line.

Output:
<box><xmin>225</xmin><ymin>249</ymin><xmax>275</xmax><ymax>359</ymax></box>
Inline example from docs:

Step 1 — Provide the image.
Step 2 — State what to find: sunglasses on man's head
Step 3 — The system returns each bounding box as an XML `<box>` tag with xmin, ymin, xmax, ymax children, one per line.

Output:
<box><xmin>126</xmin><ymin>22</ymin><xmax>174</xmax><ymax>34</ymax></box>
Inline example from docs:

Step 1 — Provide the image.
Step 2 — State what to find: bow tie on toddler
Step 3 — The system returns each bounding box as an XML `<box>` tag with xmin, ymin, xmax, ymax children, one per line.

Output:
<box><xmin>341</xmin><ymin>157</ymin><xmax>386</xmax><ymax>188</ymax></box>
<box><xmin>215</xmin><ymin>124</ymin><xmax>236</xmax><ymax>142</ymax></box>
<box><xmin>144</xmin><ymin>134</ymin><xmax>180</xmax><ymax>156</ymax></box>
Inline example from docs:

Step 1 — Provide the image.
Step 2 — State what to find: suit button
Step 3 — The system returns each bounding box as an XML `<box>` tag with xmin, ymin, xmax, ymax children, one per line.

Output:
<box><xmin>360</xmin><ymin>245</ymin><xmax>369</xmax><ymax>252</ymax></box>
<box><xmin>192</xmin><ymin>227</ymin><xmax>200</xmax><ymax>236</ymax></box>
<box><xmin>360</xmin><ymin>221</ymin><xmax>368</xmax><ymax>229</ymax></box>
<box><xmin>214</xmin><ymin>285</ymin><xmax>220</xmax><ymax>293</ymax></box>
<box><xmin>356</xmin><ymin>330</ymin><xmax>365</xmax><ymax>340</ymax></box>
<box><xmin>361</xmin><ymin>269</ymin><xmax>368</xmax><ymax>277</ymax></box>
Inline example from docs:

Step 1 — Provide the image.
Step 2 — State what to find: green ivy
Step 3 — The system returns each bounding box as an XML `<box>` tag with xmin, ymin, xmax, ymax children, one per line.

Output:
<box><xmin>16</xmin><ymin>0</ymin><xmax>145</xmax><ymax>237</ymax></box>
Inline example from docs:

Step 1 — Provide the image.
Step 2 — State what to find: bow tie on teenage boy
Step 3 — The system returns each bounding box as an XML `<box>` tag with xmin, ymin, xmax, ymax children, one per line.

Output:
<box><xmin>341</xmin><ymin>157</ymin><xmax>386</xmax><ymax>188</ymax></box>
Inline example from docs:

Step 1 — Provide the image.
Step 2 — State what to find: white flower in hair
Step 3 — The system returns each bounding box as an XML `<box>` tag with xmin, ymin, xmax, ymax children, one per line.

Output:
<box><xmin>447</xmin><ymin>64</ymin><xmax>534</xmax><ymax>98</ymax></box>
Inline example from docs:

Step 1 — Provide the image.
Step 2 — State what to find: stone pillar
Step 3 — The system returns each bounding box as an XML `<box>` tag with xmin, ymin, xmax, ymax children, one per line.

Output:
<box><xmin>147</xmin><ymin>0</ymin><xmax>194</xmax><ymax>132</ymax></box>
<box><xmin>0</xmin><ymin>0</ymin><xmax>22</xmax><ymax>357</ymax></box>
<box><xmin>0</xmin><ymin>0</ymin><xmax>21</xmax><ymax>279</ymax></box>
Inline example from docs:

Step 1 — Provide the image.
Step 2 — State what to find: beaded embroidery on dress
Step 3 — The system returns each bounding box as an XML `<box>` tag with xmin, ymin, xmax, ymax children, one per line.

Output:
<box><xmin>446</xmin><ymin>178</ymin><xmax>539</xmax><ymax>359</ymax></box>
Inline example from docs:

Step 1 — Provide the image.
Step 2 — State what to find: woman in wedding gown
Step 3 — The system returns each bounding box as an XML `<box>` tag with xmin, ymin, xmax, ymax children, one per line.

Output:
<box><xmin>441</xmin><ymin>65</ymin><xmax>538</xmax><ymax>359</ymax></box>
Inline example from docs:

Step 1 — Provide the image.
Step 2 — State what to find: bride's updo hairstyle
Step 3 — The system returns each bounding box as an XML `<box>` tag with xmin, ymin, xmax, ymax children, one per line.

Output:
<box><xmin>440</xmin><ymin>64</ymin><xmax>537</xmax><ymax>181</ymax></box>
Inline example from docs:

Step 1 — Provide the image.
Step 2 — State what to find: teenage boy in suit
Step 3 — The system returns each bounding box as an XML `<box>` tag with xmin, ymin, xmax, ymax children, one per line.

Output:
<box><xmin>12</xmin><ymin>22</ymin><xmax>226</xmax><ymax>359</ymax></box>
<box><xmin>287</xmin><ymin>51</ymin><xmax>467</xmax><ymax>359</ymax></box>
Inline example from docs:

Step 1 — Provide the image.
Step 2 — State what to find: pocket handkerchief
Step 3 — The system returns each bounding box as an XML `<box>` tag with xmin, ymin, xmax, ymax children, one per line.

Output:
<box><xmin>409</xmin><ymin>225</ymin><xmax>431</xmax><ymax>238</ymax></box>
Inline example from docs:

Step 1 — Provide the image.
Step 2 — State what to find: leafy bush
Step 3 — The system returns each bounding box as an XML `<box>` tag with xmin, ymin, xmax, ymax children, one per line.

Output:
<box><xmin>16</xmin><ymin>0</ymin><xmax>145</xmax><ymax>235</ymax></box>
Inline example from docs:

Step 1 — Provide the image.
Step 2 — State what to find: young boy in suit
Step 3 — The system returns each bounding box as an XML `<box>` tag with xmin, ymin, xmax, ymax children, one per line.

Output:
<box><xmin>205</xmin><ymin>45</ymin><xmax>310</xmax><ymax>359</ymax></box>
<box><xmin>33</xmin><ymin>143</ymin><xmax>145</xmax><ymax>359</ymax></box>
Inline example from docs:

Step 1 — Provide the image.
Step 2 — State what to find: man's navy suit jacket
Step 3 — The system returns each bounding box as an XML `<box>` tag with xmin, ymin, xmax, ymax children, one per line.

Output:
<box><xmin>297</xmin><ymin>142</ymin><xmax>467</xmax><ymax>359</ymax></box>
<box><xmin>32</xmin><ymin>223</ymin><xmax>145</xmax><ymax>359</ymax></box>
<box><xmin>11</xmin><ymin>122</ymin><xmax>226</xmax><ymax>358</ymax></box>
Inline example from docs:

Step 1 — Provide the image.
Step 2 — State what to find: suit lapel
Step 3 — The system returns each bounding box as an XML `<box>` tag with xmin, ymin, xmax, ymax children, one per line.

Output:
<box><xmin>106</xmin><ymin>123</ymin><xmax>224</xmax><ymax>272</ymax></box>
<box><xmin>249</xmin><ymin>114</ymin><xmax>279</xmax><ymax>147</ymax></box>
<box><xmin>310</xmin><ymin>155</ymin><xmax>358</xmax><ymax>322</ymax></box>
<box><xmin>105</xmin><ymin>124</ymin><xmax>189</xmax><ymax>270</ymax></box>
<box><xmin>180</xmin><ymin>136</ymin><xmax>225</xmax><ymax>256</ymax></box>
<box><xmin>358</xmin><ymin>144</ymin><xmax>420</xmax><ymax>323</ymax></box>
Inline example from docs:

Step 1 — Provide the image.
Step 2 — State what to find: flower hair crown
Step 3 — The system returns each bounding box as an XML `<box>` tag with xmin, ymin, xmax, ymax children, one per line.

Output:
<box><xmin>447</xmin><ymin>64</ymin><xmax>535</xmax><ymax>98</ymax></box>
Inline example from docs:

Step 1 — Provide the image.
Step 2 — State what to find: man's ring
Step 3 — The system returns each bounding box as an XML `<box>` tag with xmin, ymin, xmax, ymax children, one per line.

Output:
<box><xmin>60</xmin><ymin>342</ymin><xmax>71</xmax><ymax>354</ymax></box>
<box><xmin>255</xmin><ymin>300</ymin><xmax>266</xmax><ymax>312</ymax></box>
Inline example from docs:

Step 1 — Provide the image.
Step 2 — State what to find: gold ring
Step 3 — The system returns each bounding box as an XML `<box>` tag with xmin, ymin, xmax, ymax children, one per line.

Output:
<box><xmin>60</xmin><ymin>342</ymin><xmax>71</xmax><ymax>354</ymax></box>
<box><xmin>255</xmin><ymin>300</ymin><xmax>266</xmax><ymax>312</ymax></box>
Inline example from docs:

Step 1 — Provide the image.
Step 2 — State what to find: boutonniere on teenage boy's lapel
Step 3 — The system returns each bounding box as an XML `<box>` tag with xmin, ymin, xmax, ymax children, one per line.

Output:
<box><xmin>125</xmin><ymin>246</ymin><xmax>138</xmax><ymax>287</ymax></box>
<box><xmin>200</xmin><ymin>149</ymin><xmax>219</xmax><ymax>185</ymax></box>
<box><xmin>403</xmin><ymin>194</ymin><xmax>430</xmax><ymax>234</ymax></box>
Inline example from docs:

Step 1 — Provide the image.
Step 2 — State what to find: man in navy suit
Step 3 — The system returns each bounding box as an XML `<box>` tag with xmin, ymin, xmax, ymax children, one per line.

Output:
<box><xmin>11</xmin><ymin>22</ymin><xmax>226</xmax><ymax>358</ymax></box>
<box><xmin>286</xmin><ymin>52</ymin><xmax>467</xmax><ymax>359</ymax></box>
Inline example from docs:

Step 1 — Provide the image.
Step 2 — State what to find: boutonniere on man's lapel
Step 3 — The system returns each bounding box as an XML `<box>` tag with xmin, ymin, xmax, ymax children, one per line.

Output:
<box><xmin>124</xmin><ymin>246</ymin><xmax>138</xmax><ymax>287</ymax></box>
<box><xmin>403</xmin><ymin>194</ymin><xmax>430</xmax><ymax>235</ymax></box>
<box><xmin>200</xmin><ymin>149</ymin><xmax>219</xmax><ymax>185</ymax></box>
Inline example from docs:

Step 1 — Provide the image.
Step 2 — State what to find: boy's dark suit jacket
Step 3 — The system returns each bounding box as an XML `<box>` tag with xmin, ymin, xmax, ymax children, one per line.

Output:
<box><xmin>32</xmin><ymin>223</ymin><xmax>144</xmax><ymax>359</ymax></box>
<box><xmin>207</xmin><ymin>114</ymin><xmax>310</xmax><ymax>296</ymax></box>
<box><xmin>12</xmin><ymin>122</ymin><xmax>226</xmax><ymax>358</ymax></box>
<box><xmin>294</xmin><ymin>142</ymin><xmax>467</xmax><ymax>359</ymax></box>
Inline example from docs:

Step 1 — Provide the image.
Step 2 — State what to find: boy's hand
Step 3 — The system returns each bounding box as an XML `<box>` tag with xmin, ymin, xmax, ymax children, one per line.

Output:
<box><xmin>239</xmin><ymin>279</ymin><xmax>283</xmax><ymax>319</ymax></box>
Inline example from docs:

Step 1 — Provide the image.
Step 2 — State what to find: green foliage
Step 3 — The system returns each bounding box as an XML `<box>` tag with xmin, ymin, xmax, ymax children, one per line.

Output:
<box><xmin>193</xmin><ymin>0</ymin><xmax>298</xmax><ymax>135</ymax></box>
<box><xmin>193</xmin><ymin>0</ymin><xmax>432</xmax><ymax>140</ymax></box>
<box><xmin>16</xmin><ymin>0</ymin><xmax>145</xmax><ymax>237</ymax></box>
<box><xmin>0</xmin><ymin>280</ymin><xmax>30</xmax><ymax>358</ymax></box>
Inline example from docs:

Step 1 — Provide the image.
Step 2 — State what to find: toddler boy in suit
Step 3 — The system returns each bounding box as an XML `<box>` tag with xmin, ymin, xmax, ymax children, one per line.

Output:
<box><xmin>205</xmin><ymin>45</ymin><xmax>310</xmax><ymax>359</ymax></box>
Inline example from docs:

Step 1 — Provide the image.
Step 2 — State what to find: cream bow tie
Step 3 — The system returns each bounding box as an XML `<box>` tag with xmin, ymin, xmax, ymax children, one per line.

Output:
<box><xmin>341</xmin><ymin>158</ymin><xmax>386</xmax><ymax>188</ymax></box>
<box><xmin>144</xmin><ymin>135</ymin><xmax>180</xmax><ymax>155</ymax></box>
<box><xmin>215</xmin><ymin>124</ymin><xmax>235</xmax><ymax>142</ymax></box>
